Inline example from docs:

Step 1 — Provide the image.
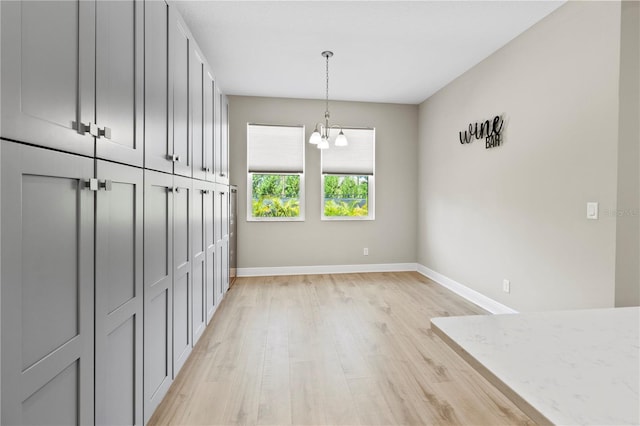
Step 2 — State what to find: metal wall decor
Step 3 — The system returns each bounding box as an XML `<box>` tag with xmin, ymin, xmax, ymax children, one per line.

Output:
<box><xmin>459</xmin><ymin>115</ymin><xmax>504</xmax><ymax>149</ymax></box>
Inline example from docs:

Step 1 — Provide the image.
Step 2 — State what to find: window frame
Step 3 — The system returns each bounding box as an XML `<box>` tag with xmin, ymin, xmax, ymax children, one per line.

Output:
<box><xmin>320</xmin><ymin>127</ymin><xmax>375</xmax><ymax>221</ymax></box>
<box><xmin>246</xmin><ymin>123</ymin><xmax>305</xmax><ymax>222</ymax></box>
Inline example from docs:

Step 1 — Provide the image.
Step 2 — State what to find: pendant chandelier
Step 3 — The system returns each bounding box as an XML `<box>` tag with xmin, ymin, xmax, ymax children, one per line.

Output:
<box><xmin>309</xmin><ymin>51</ymin><xmax>348</xmax><ymax>149</ymax></box>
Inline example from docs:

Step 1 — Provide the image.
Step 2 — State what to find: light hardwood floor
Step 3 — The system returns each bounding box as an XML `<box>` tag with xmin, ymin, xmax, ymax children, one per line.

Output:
<box><xmin>149</xmin><ymin>272</ymin><xmax>534</xmax><ymax>425</ymax></box>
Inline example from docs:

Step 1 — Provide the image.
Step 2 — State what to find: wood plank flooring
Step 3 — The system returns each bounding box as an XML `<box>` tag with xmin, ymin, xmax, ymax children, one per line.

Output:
<box><xmin>149</xmin><ymin>272</ymin><xmax>534</xmax><ymax>425</ymax></box>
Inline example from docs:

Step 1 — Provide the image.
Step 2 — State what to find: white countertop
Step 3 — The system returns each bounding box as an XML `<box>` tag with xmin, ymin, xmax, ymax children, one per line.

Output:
<box><xmin>431</xmin><ymin>307</ymin><xmax>640</xmax><ymax>425</ymax></box>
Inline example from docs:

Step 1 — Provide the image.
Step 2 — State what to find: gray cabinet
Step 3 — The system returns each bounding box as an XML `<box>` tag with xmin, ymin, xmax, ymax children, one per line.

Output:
<box><xmin>219</xmin><ymin>94</ymin><xmax>230</xmax><ymax>185</ymax></box>
<box><xmin>144</xmin><ymin>0</ymin><xmax>172</xmax><ymax>174</ymax></box>
<box><xmin>213</xmin><ymin>86</ymin><xmax>222</xmax><ymax>181</ymax></box>
<box><xmin>95</xmin><ymin>161</ymin><xmax>143</xmax><ymax>426</ymax></box>
<box><xmin>1</xmin><ymin>0</ymin><xmax>95</xmax><ymax>157</ymax></box>
<box><xmin>1</xmin><ymin>141</ymin><xmax>95</xmax><ymax>425</ymax></box>
<box><xmin>192</xmin><ymin>180</ymin><xmax>208</xmax><ymax>344</ymax></box>
<box><xmin>173</xmin><ymin>175</ymin><xmax>192</xmax><ymax>375</ymax></box>
<box><xmin>169</xmin><ymin>9</ymin><xmax>192</xmax><ymax>178</ymax></box>
<box><xmin>191</xmin><ymin>47</ymin><xmax>206</xmax><ymax>181</ymax></box>
<box><xmin>215</xmin><ymin>184</ymin><xmax>230</xmax><ymax>300</ymax></box>
<box><xmin>94</xmin><ymin>0</ymin><xmax>144</xmax><ymax>167</ymax></box>
<box><xmin>205</xmin><ymin>181</ymin><xmax>217</xmax><ymax>323</ymax></box>
<box><xmin>1</xmin><ymin>0</ymin><xmax>144</xmax><ymax>166</ymax></box>
<box><xmin>143</xmin><ymin>170</ymin><xmax>174</xmax><ymax>423</ymax></box>
<box><xmin>204</xmin><ymin>71</ymin><xmax>216</xmax><ymax>182</ymax></box>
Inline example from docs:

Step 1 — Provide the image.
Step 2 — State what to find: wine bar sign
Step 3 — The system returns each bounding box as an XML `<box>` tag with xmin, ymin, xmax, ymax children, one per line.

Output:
<box><xmin>459</xmin><ymin>115</ymin><xmax>504</xmax><ymax>149</ymax></box>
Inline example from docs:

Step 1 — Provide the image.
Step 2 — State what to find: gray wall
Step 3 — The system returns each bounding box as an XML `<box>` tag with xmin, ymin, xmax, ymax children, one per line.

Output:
<box><xmin>229</xmin><ymin>96</ymin><xmax>418</xmax><ymax>269</ymax></box>
<box><xmin>615</xmin><ymin>1</ymin><xmax>640</xmax><ymax>307</ymax></box>
<box><xmin>417</xmin><ymin>2</ymin><xmax>623</xmax><ymax>312</ymax></box>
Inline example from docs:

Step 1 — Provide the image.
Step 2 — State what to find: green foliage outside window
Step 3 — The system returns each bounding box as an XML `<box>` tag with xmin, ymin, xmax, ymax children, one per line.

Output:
<box><xmin>323</xmin><ymin>175</ymin><xmax>369</xmax><ymax>217</ymax></box>
<box><xmin>251</xmin><ymin>174</ymin><xmax>300</xmax><ymax>218</ymax></box>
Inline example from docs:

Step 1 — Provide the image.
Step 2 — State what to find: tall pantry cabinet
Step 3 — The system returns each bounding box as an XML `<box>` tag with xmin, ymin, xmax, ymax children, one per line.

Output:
<box><xmin>0</xmin><ymin>1</ymin><xmax>232</xmax><ymax>425</ymax></box>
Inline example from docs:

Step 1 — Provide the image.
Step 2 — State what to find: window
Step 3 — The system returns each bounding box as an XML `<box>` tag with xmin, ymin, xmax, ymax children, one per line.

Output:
<box><xmin>247</xmin><ymin>124</ymin><xmax>305</xmax><ymax>221</ymax></box>
<box><xmin>321</xmin><ymin>128</ymin><xmax>375</xmax><ymax>220</ymax></box>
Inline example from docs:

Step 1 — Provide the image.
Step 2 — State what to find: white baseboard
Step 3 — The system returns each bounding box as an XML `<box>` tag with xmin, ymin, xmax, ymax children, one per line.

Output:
<box><xmin>416</xmin><ymin>264</ymin><xmax>517</xmax><ymax>314</ymax></box>
<box><xmin>237</xmin><ymin>262</ymin><xmax>418</xmax><ymax>277</ymax></box>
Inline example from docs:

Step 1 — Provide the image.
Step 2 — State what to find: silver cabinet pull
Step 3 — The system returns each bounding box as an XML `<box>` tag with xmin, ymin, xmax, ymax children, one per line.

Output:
<box><xmin>84</xmin><ymin>178</ymin><xmax>99</xmax><ymax>191</ymax></box>
<box><xmin>98</xmin><ymin>126</ymin><xmax>111</xmax><ymax>139</ymax></box>
<box><xmin>79</xmin><ymin>122</ymin><xmax>100</xmax><ymax>137</ymax></box>
<box><xmin>99</xmin><ymin>180</ymin><xmax>112</xmax><ymax>191</ymax></box>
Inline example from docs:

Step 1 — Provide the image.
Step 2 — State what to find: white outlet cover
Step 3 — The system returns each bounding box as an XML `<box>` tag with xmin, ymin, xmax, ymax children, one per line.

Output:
<box><xmin>587</xmin><ymin>202</ymin><xmax>599</xmax><ymax>220</ymax></box>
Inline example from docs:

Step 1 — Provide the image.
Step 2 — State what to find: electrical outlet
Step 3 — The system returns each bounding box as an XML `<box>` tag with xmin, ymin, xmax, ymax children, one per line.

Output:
<box><xmin>503</xmin><ymin>279</ymin><xmax>510</xmax><ymax>293</ymax></box>
<box><xmin>363</xmin><ymin>247</ymin><xmax>369</xmax><ymax>256</ymax></box>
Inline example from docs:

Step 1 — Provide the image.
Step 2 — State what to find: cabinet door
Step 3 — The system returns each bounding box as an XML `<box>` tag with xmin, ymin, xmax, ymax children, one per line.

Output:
<box><xmin>192</xmin><ymin>180</ymin><xmax>207</xmax><ymax>344</ymax></box>
<box><xmin>213</xmin><ymin>86</ymin><xmax>222</xmax><ymax>181</ymax></box>
<box><xmin>95</xmin><ymin>161</ymin><xmax>143</xmax><ymax>426</ymax></box>
<box><xmin>95</xmin><ymin>0</ymin><xmax>144</xmax><ymax>167</ymax></box>
<box><xmin>191</xmin><ymin>47</ymin><xmax>206</xmax><ymax>181</ymax></box>
<box><xmin>143</xmin><ymin>170</ymin><xmax>173</xmax><ymax>423</ymax></box>
<box><xmin>169</xmin><ymin>9</ymin><xmax>192</xmax><ymax>177</ymax></box>
<box><xmin>219</xmin><ymin>94</ymin><xmax>230</xmax><ymax>185</ymax></box>
<box><xmin>173</xmin><ymin>175</ymin><xmax>192</xmax><ymax>375</ymax></box>
<box><xmin>205</xmin><ymin>182</ymin><xmax>216</xmax><ymax>323</ymax></box>
<box><xmin>221</xmin><ymin>186</ymin><xmax>230</xmax><ymax>293</ymax></box>
<box><xmin>1</xmin><ymin>142</ymin><xmax>95</xmax><ymax>425</ymax></box>
<box><xmin>1</xmin><ymin>1</ymin><xmax>95</xmax><ymax>157</ymax></box>
<box><xmin>144</xmin><ymin>0</ymin><xmax>172</xmax><ymax>174</ymax></box>
<box><xmin>204</xmin><ymin>71</ymin><xmax>215</xmax><ymax>182</ymax></box>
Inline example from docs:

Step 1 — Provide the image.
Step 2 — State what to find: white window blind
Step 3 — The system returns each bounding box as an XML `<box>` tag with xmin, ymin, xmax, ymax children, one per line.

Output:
<box><xmin>321</xmin><ymin>128</ymin><xmax>375</xmax><ymax>175</ymax></box>
<box><xmin>247</xmin><ymin>124</ymin><xmax>304</xmax><ymax>173</ymax></box>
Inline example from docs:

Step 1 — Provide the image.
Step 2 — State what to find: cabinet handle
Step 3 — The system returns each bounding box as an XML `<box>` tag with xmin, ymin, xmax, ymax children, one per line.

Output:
<box><xmin>99</xmin><ymin>180</ymin><xmax>112</xmax><ymax>191</ymax></box>
<box><xmin>98</xmin><ymin>126</ymin><xmax>111</xmax><ymax>139</ymax></box>
<box><xmin>79</xmin><ymin>122</ymin><xmax>100</xmax><ymax>137</ymax></box>
<box><xmin>166</xmin><ymin>154</ymin><xmax>181</xmax><ymax>162</ymax></box>
<box><xmin>174</xmin><ymin>187</ymin><xmax>180</xmax><ymax>193</ymax></box>
<box><xmin>84</xmin><ymin>178</ymin><xmax>99</xmax><ymax>191</ymax></box>
<box><xmin>204</xmin><ymin>167</ymin><xmax>211</xmax><ymax>173</ymax></box>
<box><xmin>202</xmin><ymin>189</ymin><xmax>210</xmax><ymax>194</ymax></box>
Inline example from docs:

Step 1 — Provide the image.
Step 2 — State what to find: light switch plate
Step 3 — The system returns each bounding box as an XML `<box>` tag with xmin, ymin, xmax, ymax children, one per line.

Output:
<box><xmin>587</xmin><ymin>202</ymin><xmax>599</xmax><ymax>220</ymax></box>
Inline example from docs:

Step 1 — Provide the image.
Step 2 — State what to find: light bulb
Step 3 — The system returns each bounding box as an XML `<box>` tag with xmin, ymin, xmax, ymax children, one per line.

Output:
<box><xmin>318</xmin><ymin>137</ymin><xmax>329</xmax><ymax>150</ymax></box>
<box><xmin>309</xmin><ymin>130</ymin><xmax>321</xmax><ymax>145</ymax></box>
<box><xmin>335</xmin><ymin>130</ymin><xmax>348</xmax><ymax>147</ymax></box>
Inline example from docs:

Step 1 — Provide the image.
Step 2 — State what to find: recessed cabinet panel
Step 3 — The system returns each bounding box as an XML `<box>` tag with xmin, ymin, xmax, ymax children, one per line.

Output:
<box><xmin>173</xmin><ymin>175</ymin><xmax>192</xmax><ymax>376</ymax></box>
<box><xmin>1</xmin><ymin>141</ymin><xmax>94</xmax><ymax>425</ymax></box>
<box><xmin>205</xmin><ymin>182</ymin><xmax>216</xmax><ymax>322</ymax></box>
<box><xmin>213</xmin><ymin>86</ymin><xmax>222</xmax><ymax>180</ymax></box>
<box><xmin>95</xmin><ymin>0</ymin><xmax>144</xmax><ymax>167</ymax></box>
<box><xmin>144</xmin><ymin>0</ymin><xmax>172</xmax><ymax>174</ymax></box>
<box><xmin>191</xmin><ymin>49</ymin><xmax>206</xmax><ymax>181</ymax></box>
<box><xmin>219</xmin><ymin>95</ymin><xmax>230</xmax><ymax>185</ymax></box>
<box><xmin>192</xmin><ymin>181</ymin><xmax>207</xmax><ymax>343</ymax></box>
<box><xmin>204</xmin><ymin>72</ymin><xmax>215</xmax><ymax>182</ymax></box>
<box><xmin>143</xmin><ymin>170</ymin><xmax>174</xmax><ymax>423</ymax></box>
<box><xmin>1</xmin><ymin>1</ymin><xmax>95</xmax><ymax>156</ymax></box>
<box><xmin>169</xmin><ymin>10</ymin><xmax>191</xmax><ymax>177</ymax></box>
<box><xmin>95</xmin><ymin>160</ymin><xmax>143</xmax><ymax>426</ymax></box>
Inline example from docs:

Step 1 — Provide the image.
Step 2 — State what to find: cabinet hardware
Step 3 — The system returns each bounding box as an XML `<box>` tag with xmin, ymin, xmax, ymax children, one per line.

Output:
<box><xmin>174</xmin><ymin>187</ymin><xmax>180</xmax><ymax>193</ymax></box>
<box><xmin>79</xmin><ymin>122</ymin><xmax>100</xmax><ymax>137</ymax></box>
<box><xmin>98</xmin><ymin>126</ymin><xmax>111</xmax><ymax>139</ymax></box>
<box><xmin>220</xmin><ymin>173</ymin><xmax>226</xmax><ymax>177</ymax></box>
<box><xmin>167</xmin><ymin>154</ymin><xmax>181</xmax><ymax>162</ymax></box>
<box><xmin>204</xmin><ymin>167</ymin><xmax>211</xmax><ymax>173</ymax></box>
<box><xmin>84</xmin><ymin>178</ymin><xmax>99</xmax><ymax>191</ymax></box>
<box><xmin>201</xmin><ymin>189</ymin><xmax>211</xmax><ymax>194</ymax></box>
<box><xmin>99</xmin><ymin>180</ymin><xmax>112</xmax><ymax>191</ymax></box>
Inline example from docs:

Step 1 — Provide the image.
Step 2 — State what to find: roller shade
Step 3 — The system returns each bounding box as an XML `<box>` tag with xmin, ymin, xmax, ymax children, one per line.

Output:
<box><xmin>247</xmin><ymin>124</ymin><xmax>304</xmax><ymax>173</ymax></box>
<box><xmin>321</xmin><ymin>128</ymin><xmax>375</xmax><ymax>175</ymax></box>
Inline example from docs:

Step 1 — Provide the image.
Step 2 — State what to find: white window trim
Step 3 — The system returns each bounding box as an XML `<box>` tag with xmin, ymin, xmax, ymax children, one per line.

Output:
<box><xmin>320</xmin><ymin>127</ymin><xmax>375</xmax><ymax>221</ymax></box>
<box><xmin>246</xmin><ymin>123</ymin><xmax>305</xmax><ymax>222</ymax></box>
